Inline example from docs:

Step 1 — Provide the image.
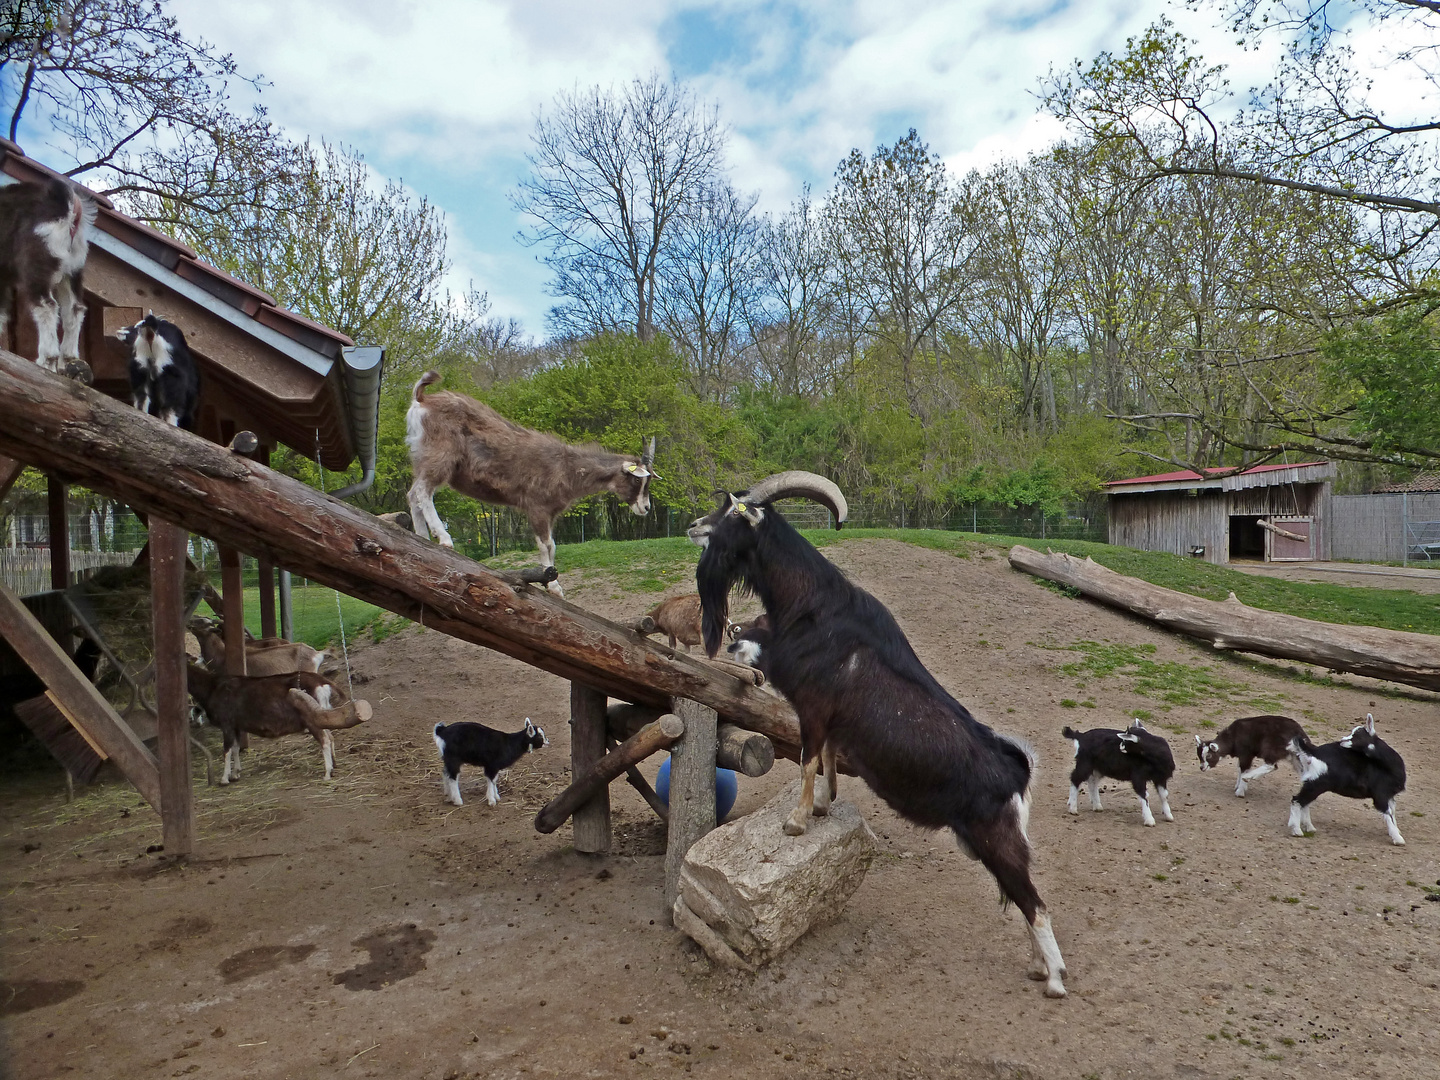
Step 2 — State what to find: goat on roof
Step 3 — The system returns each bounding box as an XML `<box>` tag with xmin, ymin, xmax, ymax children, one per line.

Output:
<box><xmin>0</xmin><ymin>176</ymin><xmax>95</xmax><ymax>375</ymax></box>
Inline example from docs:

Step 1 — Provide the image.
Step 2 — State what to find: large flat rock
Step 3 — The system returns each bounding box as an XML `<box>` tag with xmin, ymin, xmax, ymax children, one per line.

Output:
<box><xmin>674</xmin><ymin>778</ymin><xmax>876</xmax><ymax>968</ymax></box>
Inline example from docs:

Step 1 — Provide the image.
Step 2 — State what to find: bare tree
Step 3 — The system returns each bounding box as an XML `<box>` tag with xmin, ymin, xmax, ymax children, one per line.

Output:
<box><xmin>2</xmin><ymin>0</ymin><xmax>294</xmax><ymax>218</ymax></box>
<box><xmin>514</xmin><ymin>74</ymin><xmax>724</xmax><ymax>342</ymax></box>
<box><xmin>658</xmin><ymin>179</ymin><xmax>762</xmax><ymax>400</ymax></box>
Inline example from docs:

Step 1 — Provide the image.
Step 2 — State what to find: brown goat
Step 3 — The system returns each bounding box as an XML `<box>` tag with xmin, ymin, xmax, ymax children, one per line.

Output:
<box><xmin>645</xmin><ymin>594</ymin><xmax>704</xmax><ymax>651</ymax></box>
<box><xmin>405</xmin><ymin>371</ymin><xmax>654</xmax><ymax>594</ymax></box>
<box><xmin>0</xmin><ymin>176</ymin><xmax>94</xmax><ymax>372</ymax></box>
<box><xmin>192</xmin><ymin>624</ymin><xmax>326</xmax><ymax>676</ymax></box>
<box><xmin>186</xmin><ymin>664</ymin><xmax>370</xmax><ymax>783</ymax></box>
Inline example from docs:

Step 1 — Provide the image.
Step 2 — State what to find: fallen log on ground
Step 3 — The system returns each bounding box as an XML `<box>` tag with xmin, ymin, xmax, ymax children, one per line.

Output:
<box><xmin>1008</xmin><ymin>545</ymin><xmax>1440</xmax><ymax>693</ymax></box>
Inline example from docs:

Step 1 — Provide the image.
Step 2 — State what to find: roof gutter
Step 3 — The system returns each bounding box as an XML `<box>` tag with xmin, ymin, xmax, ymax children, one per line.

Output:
<box><xmin>331</xmin><ymin>346</ymin><xmax>384</xmax><ymax>499</ymax></box>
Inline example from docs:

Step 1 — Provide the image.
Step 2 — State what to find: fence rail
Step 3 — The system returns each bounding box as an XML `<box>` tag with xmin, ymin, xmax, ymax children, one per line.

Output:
<box><xmin>0</xmin><ymin>548</ymin><xmax>142</xmax><ymax>596</ymax></box>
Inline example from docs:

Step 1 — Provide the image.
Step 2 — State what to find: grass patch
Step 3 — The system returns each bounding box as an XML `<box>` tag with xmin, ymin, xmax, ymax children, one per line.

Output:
<box><xmin>1053</xmin><ymin>640</ymin><xmax>1284</xmax><ymax>710</ymax></box>
<box><xmin>214</xmin><ymin>586</ymin><xmax>389</xmax><ymax>649</ymax></box>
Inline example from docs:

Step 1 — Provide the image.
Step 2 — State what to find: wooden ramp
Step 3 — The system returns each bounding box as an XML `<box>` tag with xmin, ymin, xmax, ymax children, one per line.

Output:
<box><xmin>13</xmin><ymin>694</ymin><xmax>106</xmax><ymax>785</ymax></box>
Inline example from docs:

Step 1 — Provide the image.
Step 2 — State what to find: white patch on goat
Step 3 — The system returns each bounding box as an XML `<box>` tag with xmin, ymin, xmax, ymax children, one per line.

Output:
<box><xmin>404</xmin><ymin>399</ymin><xmax>428</xmax><ymax>455</ymax></box>
<box><xmin>1027</xmin><ymin>912</ymin><xmax>1067</xmax><ymax>998</ymax></box>
<box><xmin>1066</xmin><ymin>783</ymin><xmax>1080</xmax><ymax>815</ymax></box>
<box><xmin>486</xmin><ymin>776</ymin><xmax>501</xmax><ymax>806</ymax></box>
<box><xmin>131</xmin><ymin>326</ymin><xmax>174</xmax><ymax>373</ymax></box>
<box><xmin>1288</xmin><ymin>800</ymin><xmax>1310</xmax><ymax>836</ymax></box>
<box><xmin>844</xmin><ymin>652</ymin><xmax>860</xmax><ymax>677</ymax></box>
<box><xmin>1086</xmin><ymin>773</ymin><xmax>1102</xmax><ymax>811</ymax></box>
<box><xmin>1012</xmin><ymin>790</ymin><xmax>1031</xmax><ymax>843</ymax></box>
<box><xmin>1234</xmin><ymin>767</ymin><xmax>1248</xmax><ymax>798</ymax></box>
<box><xmin>1240</xmin><ymin>761</ymin><xmax>1276</xmax><ymax>782</ymax></box>
<box><xmin>1383</xmin><ymin>800</ymin><xmax>1406</xmax><ymax>845</ymax></box>
<box><xmin>1198</xmin><ymin>742</ymin><xmax>1219</xmax><ymax>771</ymax></box>
<box><xmin>1157</xmin><ymin>785</ymin><xmax>1174</xmax><ymax>822</ymax></box>
<box><xmin>1137</xmin><ymin>790</ymin><xmax>1156</xmax><ymax>827</ymax></box>
<box><xmin>313</xmin><ymin>684</ymin><xmax>333</xmax><ymax>710</ymax></box>
<box><xmin>30</xmin><ymin>293</ymin><xmax>61</xmax><ymax>368</ymax></box>
<box><xmin>1296</xmin><ymin>750</ymin><xmax>1328</xmax><ymax>784</ymax></box>
<box><xmin>33</xmin><ymin>213</ymin><xmax>88</xmax><ymax>274</ymax></box>
<box><xmin>730</xmin><ymin>639</ymin><xmax>762</xmax><ymax>667</ymax></box>
<box><xmin>322</xmin><ymin>729</ymin><xmax>334</xmax><ymax>779</ymax></box>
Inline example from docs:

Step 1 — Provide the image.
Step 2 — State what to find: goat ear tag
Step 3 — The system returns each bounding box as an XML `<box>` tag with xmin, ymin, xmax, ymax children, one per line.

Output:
<box><xmin>623</xmin><ymin>463</ymin><xmax>651</xmax><ymax>478</ymax></box>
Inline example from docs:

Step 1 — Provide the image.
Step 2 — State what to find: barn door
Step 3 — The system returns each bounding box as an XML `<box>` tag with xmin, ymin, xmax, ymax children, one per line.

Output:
<box><xmin>1262</xmin><ymin>516</ymin><xmax>1314</xmax><ymax>562</ymax></box>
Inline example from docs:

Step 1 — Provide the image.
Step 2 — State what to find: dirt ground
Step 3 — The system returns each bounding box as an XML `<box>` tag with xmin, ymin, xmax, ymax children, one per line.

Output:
<box><xmin>3</xmin><ymin>538</ymin><xmax>1439</xmax><ymax>1080</ymax></box>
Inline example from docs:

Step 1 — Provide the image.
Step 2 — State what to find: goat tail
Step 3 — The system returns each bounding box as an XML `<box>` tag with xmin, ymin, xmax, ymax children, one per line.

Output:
<box><xmin>413</xmin><ymin>370</ymin><xmax>443</xmax><ymax>404</ymax></box>
<box><xmin>432</xmin><ymin>723</ymin><xmax>447</xmax><ymax>756</ymax></box>
<box><xmin>1061</xmin><ymin>726</ymin><xmax>1080</xmax><ymax>741</ymax></box>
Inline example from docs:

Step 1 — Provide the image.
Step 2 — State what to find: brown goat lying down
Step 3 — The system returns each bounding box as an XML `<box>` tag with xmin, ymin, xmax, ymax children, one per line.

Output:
<box><xmin>187</xmin><ymin>665</ymin><xmax>371</xmax><ymax>784</ymax></box>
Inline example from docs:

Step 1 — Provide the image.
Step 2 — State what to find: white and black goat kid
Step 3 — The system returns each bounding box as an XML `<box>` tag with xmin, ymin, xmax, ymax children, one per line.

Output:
<box><xmin>1289</xmin><ymin>714</ymin><xmax>1407</xmax><ymax>845</ymax></box>
<box><xmin>406</xmin><ymin>371</ymin><xmax>655</xmax><ymax>595</ymax></box>
<box><xmin>691</xmin><ymin>472</ymin><xmax>1067</xmax><ymax>998</ymax></box>
<box><xmin>0</xmin><ymin>176</ymin><xmax>94</xmax><ymax>372</ymax></box>
<box><xmin>118</xmin><ymin>313</ymin><xmax>200</xmax><ymax>430</ymax></box>
<box><xmin>433</xmin><ymin>718</ymin><xmax>549</xmax><ymax>807</ymax></box>
<box><xmin>1195</xmin><ymin>714</ymin><xmax>1312</xmax><ymax>796</ymax></box>
<box><xmin>1064</xmin><ymin>720</ymin><xmax>1175</xmax><ymax>826</ymax></box>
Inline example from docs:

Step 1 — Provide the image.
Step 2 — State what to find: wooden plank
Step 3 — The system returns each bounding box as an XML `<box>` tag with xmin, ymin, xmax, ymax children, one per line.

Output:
<box><xmin>664</xmin><ymin>698</ymin><xmax>717</xmax><ymax>922</ymax></box>
<box><xmin>570</xmin><ymin>683</ymin><xmax>611</xmax><ymax>854</ymax></box>
<box><xmin>0</xmin><ymin>351</ymin><xmax>804</xmax><ymax>750</ymax></box>
<box><xmin>0</xmin><ymin>580</ymin><xmax>161</xmax><ymax>808</ymax></box>
<box><xmin>536</xmin><ymin>713</ymin><xmax>683</xmax><ymax>834</ymax></box>
<box><xmin>48</xmin><ymin>476</ymin><xmax>68</xmax><ymax>590</ymax></box>
<box><xmin>0</xmin><ymin>454</ymin><xmax>22</xmax><ymax>503</ymax></box>
<box><xmin>44</xmin><ymin>692</ymin><xmax>108</xmax><ymax>760</ymax></box>
<box><xmin>151</xmin><ymin>519</ymin><xmax>193</xmax><ymax>855</ymax></box>
<box><xmin>257</xmin><ymin>557</ymin><xmax>276</xmax><ymax>639</ymax></box>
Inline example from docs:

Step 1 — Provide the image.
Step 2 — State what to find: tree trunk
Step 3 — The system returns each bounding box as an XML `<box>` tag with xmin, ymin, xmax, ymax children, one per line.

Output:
<box><xmin>1008</xmin><ymin>546</ymin><xmax>1440</xmax><ymax>692</ymax></box>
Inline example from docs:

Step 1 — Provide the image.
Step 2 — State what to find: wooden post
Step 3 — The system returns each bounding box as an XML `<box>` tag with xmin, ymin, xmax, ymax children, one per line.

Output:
<box><xmin>664</xmin><ymin>697</ymin><xmax>717</xmax><ymax>921</ymax></box>
<box><xmin>0</xmin><ymin>454</ymin><xmax>22</xmax><ymax>504</ymax></box>
<box><xmin>570</xmin><ymin>682</ymin><xmax>610</xmax><ymax>853</ymax></box>
<box><xmin>218</xmin><ymin>546</ymin><xmax>246</xmax><ymax>674</ymax></box>
<box><xmin>257</xmin><ymin>557</ymin><xmax>276</xmax><ymax>639</ymax></box>
<box><xmin>278</xmin><ymin>569</ymin><xmax>293</xmax><ymax>642</ymax></box>
<box><xmin>535</xmin><ymin>713</ymin><xmax>683</xmax><ymax>833</ymax></box>
<box><xmin>47</xmin><ymin>475</ymin><xmax>69</xmax><ymax>590</ymax></box>
<box><xmin>150</xmin><ymin>519</ymin><xmax>193</xmax><ymax>855</ymax></box>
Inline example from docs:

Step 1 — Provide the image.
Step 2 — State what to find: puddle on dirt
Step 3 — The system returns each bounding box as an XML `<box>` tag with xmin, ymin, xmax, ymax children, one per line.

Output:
<box><xmin>218</xmin><ymin>944</ymin><xmax>317</xmax><ymax>983</ymax></box>
<box><xmin>0</xmin><ymin>979</ymin><xmax>85</xmax><ymax>1016</ymax></box>
<box><xmin>151</xmin><ymin>915</ymin><xmax>214</xmax><ymax>951</ymax></box>
<box><xmin>332</xmin><ymin>923</ymin><xmax>435</xmax><ymax>991</ymax></box>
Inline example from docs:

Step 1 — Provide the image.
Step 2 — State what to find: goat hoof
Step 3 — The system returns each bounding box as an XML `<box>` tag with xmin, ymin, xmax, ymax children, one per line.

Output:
<box><xmin>783</xmin><ymin>818</ymin><xmax>808</xmax><ymax>837</ymax></box>
<box><xmin>1044</xmin><ymin>980</ymin><xmax>1067</xmax><ymax>999</ymax></box>
<box><xmin>1026</xmin><ymin>964</ymin><xmax>1048</xmax><ymax>981</ymax></box>
<box><xmin>812</xmin><ymin>803</ymin><xmax>830</xmax><ymax>818</ymax></box>
<box><xmin>1391</xmin><ymin>837</ymin><xmax>1406</xmax><ymax>846</ymax></box>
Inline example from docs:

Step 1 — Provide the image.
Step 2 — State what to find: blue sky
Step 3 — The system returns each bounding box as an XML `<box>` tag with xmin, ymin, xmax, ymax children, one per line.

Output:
<box><xmin>115</xmin><ymin>2</ymin><xmax>1296</xmax><ymax>335</ymax></box>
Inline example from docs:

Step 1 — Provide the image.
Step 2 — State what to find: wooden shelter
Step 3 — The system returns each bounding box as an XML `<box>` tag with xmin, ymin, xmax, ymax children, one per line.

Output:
<box><xmin>1106</xmin><ymin>461</ymin><xmax>1335</xmax><ymax>564</ymax></box>
<box><xmin>0</xmin><ymin>142</ymin><xmax>383</xmax><ymax>855</ymax></box>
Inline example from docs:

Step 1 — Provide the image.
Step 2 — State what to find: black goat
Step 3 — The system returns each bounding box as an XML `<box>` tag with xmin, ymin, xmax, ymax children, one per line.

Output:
<box><xmin>1195</xmin><ymin>714</ymin><xmax>1312</xmax><ymax>796</ymax></box>
<box><xmin>118</xmin><ymin>313</ymin><xmax>200</xmax><ymax>430</ymax></box>
<box><xmin>691</xmin><ymin>472</ymin><xmax>1067</xmax><ymax>998</ymax></box>
<box><xmin>1289</xmin><ymin>714</ymin><xmax>1407</xmax><ymax>845</ymax></box>
<box><xmin>1064</xmin><ymin>720</ymin><xmax>1176</xmax><ymax>826</ymax></box>
<box><xmin>433</xmin><ymin>719</ymin><xmax>548</xmax><ymax>807</ymax></box>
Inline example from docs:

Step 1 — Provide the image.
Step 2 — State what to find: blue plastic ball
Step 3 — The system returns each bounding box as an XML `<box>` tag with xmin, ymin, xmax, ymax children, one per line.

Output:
<box><xmin>655</xmin><ymin>756</ymin><xmax>739</xmax><ymax>821</ymax></box>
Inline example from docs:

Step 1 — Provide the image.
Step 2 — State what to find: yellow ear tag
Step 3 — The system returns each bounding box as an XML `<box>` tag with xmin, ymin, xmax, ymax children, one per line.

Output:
<box><xmin>733</xmin><ymin>501</ymin><xmax>747</xmax><ymax>514</ymax></box>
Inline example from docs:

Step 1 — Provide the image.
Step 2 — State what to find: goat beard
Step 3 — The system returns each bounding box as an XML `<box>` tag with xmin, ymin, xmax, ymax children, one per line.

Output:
<box><xmin>696</xmin><ymin>546</ymin><xmax>748</xmax><ymax>658</ymax></box>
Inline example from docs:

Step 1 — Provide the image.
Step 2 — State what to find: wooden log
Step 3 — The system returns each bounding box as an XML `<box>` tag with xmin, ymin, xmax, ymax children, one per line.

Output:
<box><xmin>0</xmin><ymin>353</ymin><xmax>803</xmax><ymax>751</ymax></box>
<box><xmin>48</xmin><ymin>475</ymin><xmax>68</xmax><ymax>590</ymax></box>
<box><xmin>665</xmin><ymin>698</ymin><xmax>717</xmax><ymax>921</ymax></box>
<box><xmin>606</xmin><ymin>702</ymin><xmax>667</xmax><ymax>742</ymax></box>
<box><xmin>257</xmin><ymin>557</ymin><xmax>277</xmax><ymax>640</ymax></box>
<box><xmin>718</xmin><ymin>723</ymin><xmax>774</xmax><ymax>777</ymax></box>
<box><xmin>0</xmin><ymin>581</ymin><xmax>161</xmax><ymax>809</ymax></box>
<box><xmin>0</xmin><ymin>454</ymin><xmax>22</xmax><ymax>503</ymax></box>
<box><xmin>625</xmin><ymin>765</ymin><xmax>669</xmax><ymax>823</ymax></box>
<box><xmin>150</xmin><ymin>519</ymin><xmax>193</xmax><ymax>855</ymax></box>
<box><xmin>536</xmin><ymin>713</ymin><xmax>684</xmax><ymax>833</ymax></box>
<box><xmin>1008</xmin><ymin>545</ymin><xmax>1440</xmax><ymax>692</ymax></box>
<box><xmin>1257</xmin><ymin>519</ymin><xmax>1308</xmax><ymax>543</ymax></box>
<box><xmin>570</xmin><ymin>683</ymin><xmax>610</xmax><ymax>853</ymax></box>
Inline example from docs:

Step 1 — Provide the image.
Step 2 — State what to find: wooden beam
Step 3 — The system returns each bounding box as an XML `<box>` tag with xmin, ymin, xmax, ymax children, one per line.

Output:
<box><xmin>664</xmin><ymin>698</ymin><xmax>717</xmax><ymax>921</ymax></box>
<box><xmin>0</xmin><ymin>353</ymin><xmax>804</xmax><ymax>747</ymax></box>
<box><xmin>150</xmin><ymin>519</ymin><xmax>193</xmax><ymax>855</ymax></box>
<box><xmin>219</xmin><ymin>546</ymin><xmax>246</xmax><ymax>675</ymax></box>
<box><xmin>0</xmin><ymin>581</ymin><xmax>160</xmax><ymax>809</ymax></box>
<box><xmin>535</xmin><ymin>713</ymin><xmax>684</xmax><ymax>834</ymax></box>
<box><xmin>257</xmin><ymin>557</ymin><xmax>276</xmax><ymax>639</ymax></box>
<box><xmin>717</xmin><ymin>723</ymin><xmax>774</xmax><ymax>777</ymax></box>
<box><xmin>1009</xmin><ymin>545</ymin><xmax>1440</xmax><ymax>691</ymax></box>
<box><xmin>570</xmin><ymin>683</ymin><xmax>610</xmax><ymax>854</ymax></box>
<box><xmin>48</xmin><ymin>475</ymin><xmax>68</xmax><ymax>590</ymax></box>
<box><xmin>0</xmin><ymin>454</ymin><xmax>22</xmax><ymax>504</ymax></box>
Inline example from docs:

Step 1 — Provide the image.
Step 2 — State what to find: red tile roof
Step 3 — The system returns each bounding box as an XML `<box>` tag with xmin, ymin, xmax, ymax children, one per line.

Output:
<box><xmin>1107</xmin><ymin>461</ymin><xmax>1331</xmax><ymax>487</ymax></box>
<box><xmin>1376</xmin><ymin>472</ymin><xmax>1440</xmax><ymax>493</ymax></box>
<box><xmin>0</xmin><ymin>139</ymin><xmax>353</xmax><ymax>354</ymax></box>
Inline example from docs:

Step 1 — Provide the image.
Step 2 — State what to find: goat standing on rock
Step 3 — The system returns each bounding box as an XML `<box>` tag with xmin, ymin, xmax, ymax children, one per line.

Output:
<box><xmin>690</xmin><ymin>472</ymin><xmax>1068</xmax><ymax>998</ymax></box>
<box><xmin>405</xmin><ymin>371</ymin><xmax>654</xmax><ymax>596</ymax></box>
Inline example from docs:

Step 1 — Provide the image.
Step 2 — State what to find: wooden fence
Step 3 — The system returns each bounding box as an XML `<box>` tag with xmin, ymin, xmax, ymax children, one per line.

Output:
<box><xmin>0</xmin><ymin>548</ymin><xmax>141</xmax><ymax>597</ymax></box>
<box><xmin>1331</xmin><ymin>493</ymin><xmax>1440</xmax><ymax>563</ymax></box>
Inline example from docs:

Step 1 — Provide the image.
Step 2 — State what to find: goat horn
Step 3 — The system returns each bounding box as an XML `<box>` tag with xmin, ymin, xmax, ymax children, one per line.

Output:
<box><xmin>642</xmin><ymin>436</ymin><xmax>656</xmax><ymax>465</ymax></box>
<box><xmin>741</xmin><ymin>472</ymin><xmax>848</xmax><ymax>526</ymax></box>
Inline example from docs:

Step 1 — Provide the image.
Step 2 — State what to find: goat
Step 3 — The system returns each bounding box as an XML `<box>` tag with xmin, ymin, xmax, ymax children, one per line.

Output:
<box><xmin>117</xmin><ymin>313</ymin><xmax>200</xmax><ymax>429</ymax></box>
<box><xmin>643</xmin><ymin>594</ymin><xmax>704</xmax><ymax>651</ymax></box>
<box><xmin>186</xmin><ymin>664</ymin><xmax>370</xmax><ymax>784</ymax></box>
<box><xmin>0</xmin><ymin>176</ymin><xmax>94</xmax><ymax>373</ymax></box>
<box><xmin>690</xmin><ymin>472</ymin><xmax>1067</xmax><ymax>998</ymax></box>
<box><xmin>405</xmin><ymin>371</ymin><xmax>654</xmax><ymax>595</ymax></box>
<box><xmin>1064</xmin><ymin>720</ymin><xmax>1175</xmax><ymax>826</ymax></box>
<box><xmin>192</xmin><ymin>624</ymin><xmax>325</xmax><ymax>676</ymax></box>
<box><xmin>1289</xmin><ymin>714</ymin><xmax>1407</xmax><ymax>845</ymax></box>
<box><xmin>432</xmin><ymin>719</ymin><xmax>548</xmax><ymax>807</ymax></box>
<box><xmin>376</xmin><ymin>510</ymin><xmax>412</xmax><ymax>530</ymax></box>
<box><xmin>725</xmin><ymin>614</ymin><xmax>771</xmax><ymax>671</ymax></box>
<box><xmin>1195</xmin><ymin>714</ymin><xmax>1312</xmax><ymax>796</ymax></box>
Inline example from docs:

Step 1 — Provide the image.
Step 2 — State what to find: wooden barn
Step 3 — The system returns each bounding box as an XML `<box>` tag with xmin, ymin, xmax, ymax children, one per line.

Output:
<box><xmin>1106</xmin><ymin>461</ymin><xmax>1336</xmax><ymax>564</ymax></box>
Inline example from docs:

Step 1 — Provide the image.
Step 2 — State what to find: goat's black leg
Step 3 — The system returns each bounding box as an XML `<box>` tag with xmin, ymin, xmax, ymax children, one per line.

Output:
<box><xmin>1288</xmin><ymin>780</ymin><xmax>1325</xmax><ymax>836</ymax></box>
<box><xmin>960</xmin><ymin>804</ymin><xmax>1067</xmax><ymax>998</ymax></box>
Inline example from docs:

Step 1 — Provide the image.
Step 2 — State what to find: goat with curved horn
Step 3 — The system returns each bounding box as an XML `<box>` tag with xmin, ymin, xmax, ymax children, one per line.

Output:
<box><xmin>687</xmin><ymin>471</ymin><xmax>847</xmax><ymax>549</ymax></box>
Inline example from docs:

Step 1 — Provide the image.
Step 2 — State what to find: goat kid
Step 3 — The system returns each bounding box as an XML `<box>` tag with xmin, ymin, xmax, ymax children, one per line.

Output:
<box><xmin>0</xmin><ymin>176</ymin><xmax>94</xmax><ymax>373</ymax></box>
<box><xmin>644</xmin><ymin>594</ymin><xmax>704</xmax><ymax>651</ymax></box>
<box><xmin>186</xmin><ymin>664</ymin><xmax>370</xmax><ymax>783</ymax></box>
<box><xmin>1289</xmin><ymin>714</ymin><xmax>1407</xmax><ymax>845</ymax></box>
<box><xmin>691</xmin><ymin>473</ymin><xmax>1067</xmax><ymax>997</ymax></box>
<box><xmin>406</xmin><ymin>371</ymin><xmax>654</xmax><ymax>595</ymax></box>
<box><xmin>433</xmin><ymin>719</ymin><xmax>548</xmax><ymax>807</ymax></box>
<box><xmin>118</xmin><ymin>313</ymin><xmax>200</xmax><ymax>429</ymax></box>
<box><xmin>1195</xmin><ymin>714</ymin><xmax>1312</xmax><ymax>796</ymax></box>
<box><xmin>1064</xmin><ymin>720</ymin><xmax>1175</xmax><ymax>826</ymax></box>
